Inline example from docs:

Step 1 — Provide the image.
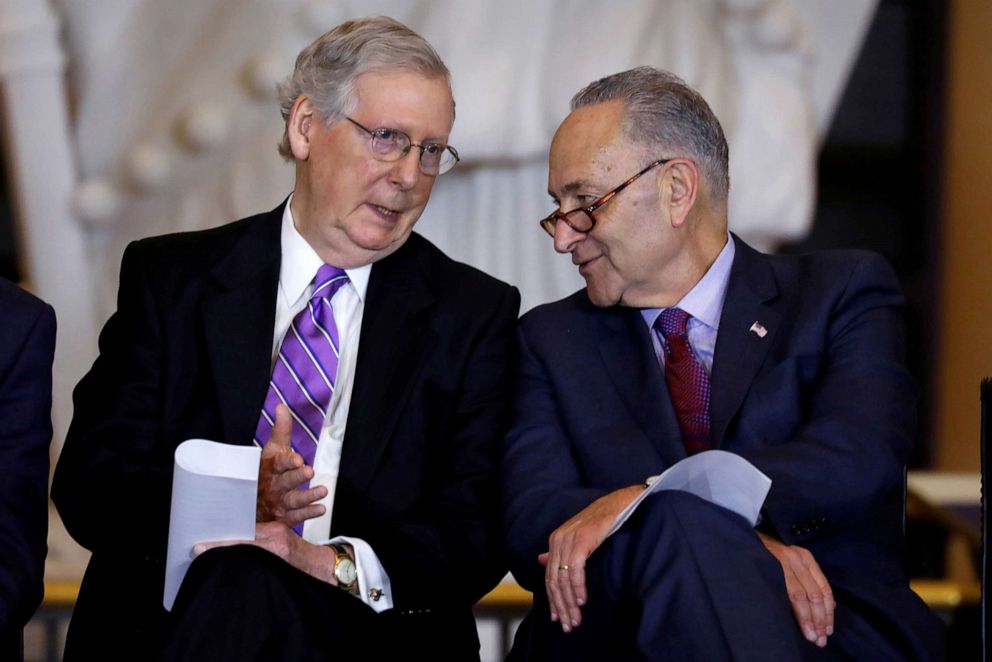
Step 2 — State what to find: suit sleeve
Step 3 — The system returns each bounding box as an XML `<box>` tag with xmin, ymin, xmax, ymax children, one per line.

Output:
<box><xmin>501</xmin><ymin>321</ymin><xmax>613</xmax><ymax>592</ymax></box>
<box><xmin>0</xmin><ymin>298</ymin><xmax>55</xmax><ymax>636</ymax></box>
<box><xmin>51</xmin><ymin>242</ymin><xmax>173</xmax><ymax>556</ymax></box>
<box><xmin>739</xmin><ymin>253</ymin><xmax>916</xmax><ymax>550</ymax></box>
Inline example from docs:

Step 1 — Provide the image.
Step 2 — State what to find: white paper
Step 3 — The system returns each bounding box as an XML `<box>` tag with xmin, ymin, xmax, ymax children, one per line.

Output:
<box><xmin>607</xmin><ymin>450</ymin><xmax>772</xmax><ymax>538</ymax></box>
<box><xmin>163</xmin><ymin>439</ymin><xmax>260</xmax><ymax>610</ymax></box>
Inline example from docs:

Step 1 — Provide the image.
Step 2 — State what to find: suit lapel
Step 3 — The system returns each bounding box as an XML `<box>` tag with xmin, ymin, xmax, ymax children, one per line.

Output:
<box><xmin>202</xmin><ymin>208</ymin><xmax>282</xmax><ymax>446</ymax></box>
<box><xmin>709</xmin><ymin>236</ymin><xmax>781</xmax><ymax>447</ymax></box>
<box><xmin>596</xmin><ymin>305</ymin><xmax>686</xmax><ymax>468</ymax></box>
<box><xmin>338</xmin><ymin>237</ymin><xmax>435</xmax><ymax>488</ymax></box>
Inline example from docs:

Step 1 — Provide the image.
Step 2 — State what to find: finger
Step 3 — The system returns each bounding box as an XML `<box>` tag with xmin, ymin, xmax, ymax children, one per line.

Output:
<box><xmin>790</xmin><ymin>556</ymin><xmax>829</xmax><ymax>645</ymax></box>
<box><xmin>804</xmin><ymin>558</ymin><xmax>835</xmax><ymax>641</ymax></box>
<box><xmin>269</xmin><ymin>404</ymin><xmax>294</xmax><ymax>450</ymax></box>
<box><xmin>537</xmin><ymin>552</ymin><xmax>550</xmax><ymax>568</ymax></box>
<box><xmin>545</xmin><ymin>560</ymin><xmax>562</xmax><ymax>623</ymax></box>
<box><xmin>282</xmin><ymin>504</ymin><xmax>326</xmax><ymax>526</ymax></box>
<box><xmin>569</xmin><ymin>557</ymin><xmax>588</xmax><ymax>609</ymax></box>
<box><xmin>274</xmin><ymin>467</ymin><xmax>318</xmax><ymax>494</ymax></box>
<box><xmin>283</xmin><ymin>485</ymin><xmax>328</xmax><ymax>510</ymax></box>
<box><xmin>545</xmin><ymin>545</ymin><xmax>568</xmax><ymax>626</ymax></box>
<box><xmin>555</xmin><ymin>540</ymin><xmax>582</xmax><ymax>631</ymax></box>
<box><xmin>560</xmin><ymin>547</ymin><xmax>589</xmax><ymax>629</ymax></box>
<box><xmin>270</xmin><ymin>449</ymin><xmax>305</xmax><ymax>472</ymax></box>
<box><xmin>783</xmin><ymin>567</ymin><xmax>816</xmax><ymax>644</ymax></box>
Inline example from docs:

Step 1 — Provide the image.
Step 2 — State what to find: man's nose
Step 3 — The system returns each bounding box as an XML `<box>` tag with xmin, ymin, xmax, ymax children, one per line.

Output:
<box><xmin>553</xmin><ymin>219</ymin><xmax>585</xmax><ymax>255</ymax></box>
<box><xmin>390</xmin><ymin>149</ymin><xmax>423</xmax><ymax>189</ymax></box>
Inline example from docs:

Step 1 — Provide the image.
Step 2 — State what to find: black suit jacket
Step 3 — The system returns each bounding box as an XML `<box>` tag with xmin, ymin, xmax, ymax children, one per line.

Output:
<box><xmin>52</xmin><ymin>203</ymin><xmax>520</xmax><ymax>658</ymax></box>
<box><xmin>502</xmin><ymin>236</ymin><xmax>943</xmax><ymax>659</ymax></box>
<box><xmin>0</xmin><ymin>278</ymin><xmax>55</xmax><ymax>655</ymax></box>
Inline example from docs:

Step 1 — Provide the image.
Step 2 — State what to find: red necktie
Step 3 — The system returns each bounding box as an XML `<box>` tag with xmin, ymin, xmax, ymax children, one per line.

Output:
<box><xmin>654</xmin><ymin>308</ymin><xmax>711</xmax><ymax>455</ymax></box>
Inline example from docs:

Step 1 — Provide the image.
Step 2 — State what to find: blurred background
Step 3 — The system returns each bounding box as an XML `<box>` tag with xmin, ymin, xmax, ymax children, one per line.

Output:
<box><xmin>1</xmin><ymin>0</ymin><xmax>988</xmax><ymax>659</ymax></box>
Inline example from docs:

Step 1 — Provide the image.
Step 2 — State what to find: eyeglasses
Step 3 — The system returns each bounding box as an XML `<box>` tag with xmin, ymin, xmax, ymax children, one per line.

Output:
<box><xmin>539</xmin><ymin>158</ymin><xmax>672</xmax><ymax>237</ymax></box>
<box><xmin>346</xmin><ymin>117</ymin><xmax>460</xmax><ymax>176</ymax></box>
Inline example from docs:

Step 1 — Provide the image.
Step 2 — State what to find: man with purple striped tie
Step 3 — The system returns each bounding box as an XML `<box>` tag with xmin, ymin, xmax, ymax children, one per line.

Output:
<box><xmin>53</xmin><ymin>17</ymin><xmax>519</xmax><ymax>660</ymax></box>
<box><xmin>500</xmin><ymin>68</ymin><xmax>943</xmax><ymax>660</ymax></box>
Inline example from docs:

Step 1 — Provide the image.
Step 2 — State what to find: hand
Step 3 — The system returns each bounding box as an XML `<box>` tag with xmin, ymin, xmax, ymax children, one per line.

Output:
<box><xmin>193</xmin><ymin>522</ymin><xmax>338</xmax><ymax>584</ymax></box>
<box><xmin>538</xmin><ymin>484</ymin><xmax>643</xmax><ymax>633</ymax></box>
<box><xmin>256</xmin><ymin>404</ymin><xmax>327</xmax><ymax>527</ymax></box>
<box><xmin>757</xmin><ymin>531</ymin><xmax>835</xmax><ymax>648</ymax></box>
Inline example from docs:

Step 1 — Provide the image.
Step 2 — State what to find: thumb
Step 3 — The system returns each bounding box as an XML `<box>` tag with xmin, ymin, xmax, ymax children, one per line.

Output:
<box><xmin>270</xmin><ymin>404</ymin><xmax>294</xmax><ymax>450</ymax></box>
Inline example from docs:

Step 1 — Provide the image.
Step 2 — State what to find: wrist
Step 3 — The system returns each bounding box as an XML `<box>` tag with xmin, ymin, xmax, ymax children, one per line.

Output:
<box><xmin>328</xmin><ymin>543</ymin><xmax>358</xmax><ymax>593</ymax></box>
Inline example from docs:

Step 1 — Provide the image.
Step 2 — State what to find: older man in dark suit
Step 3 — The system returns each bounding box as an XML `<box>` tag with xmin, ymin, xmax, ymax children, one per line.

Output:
<box><xmin>52</xmin><ymin>17</ymin><xmax>518</xmax><ymax>660</ymax></box>
<box><xmin>501</xmin><ymin>67</ymin><xmax>943</xmax><ymax>660</ymax></box>
<box><xmin>0</xmin><ymin>277</ymin><xmax>55</xmax><ymax>660</ymax></box>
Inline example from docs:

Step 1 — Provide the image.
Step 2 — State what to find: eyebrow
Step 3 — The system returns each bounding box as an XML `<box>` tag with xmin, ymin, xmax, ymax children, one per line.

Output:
<box><xmin>548</xmin><ymin>179</ymin><xmax>592</xmax><ymax>201</ymax></box>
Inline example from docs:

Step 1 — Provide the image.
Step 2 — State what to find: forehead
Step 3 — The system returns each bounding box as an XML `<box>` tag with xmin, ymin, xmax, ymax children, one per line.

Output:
<box><xmin>549</xmin><ymin>101</ymin><xmax>634</xmax><ymax>188</ymax></box>
<box><xmin>352</xmin><ymin>70</ymin><xmax>454</xmax><ymax>137</ymax></box>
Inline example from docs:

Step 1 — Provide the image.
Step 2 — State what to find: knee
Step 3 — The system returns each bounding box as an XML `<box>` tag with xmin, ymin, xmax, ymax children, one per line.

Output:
<box><xmin>175</xmin><ymin>545</ymin><xmax>286</xmax><ymax>610</ymax></box>
<box><xmin>186</xmin><ymin>544</ymin><xmax>270</xmax><ymax>583</ymax></box>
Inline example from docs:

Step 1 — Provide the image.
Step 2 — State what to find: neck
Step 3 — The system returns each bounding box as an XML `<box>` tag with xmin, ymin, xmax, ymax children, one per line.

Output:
<box><xmin>627</xmin><ymin>223</ymin><xmax>728</xmax><ymax>308</ymax></box>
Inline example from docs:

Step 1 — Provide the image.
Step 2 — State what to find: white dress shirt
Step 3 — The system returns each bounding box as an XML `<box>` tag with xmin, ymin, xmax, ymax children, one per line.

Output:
<box><xmin>270</xmin><ymin>197</ymin><xmax>392</xmax><ymax>611</ymax></box>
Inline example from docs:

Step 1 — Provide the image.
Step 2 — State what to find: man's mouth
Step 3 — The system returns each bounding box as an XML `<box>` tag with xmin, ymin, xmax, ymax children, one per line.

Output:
<box><xmin>577</xmin><ymin>255</ymin><xmax>602</xmax><ymax>274</ymax></box>
<box><xmin>370</xmin><ymin>203</ymin><xmax>402</xmax><ymax>219</ymax></box>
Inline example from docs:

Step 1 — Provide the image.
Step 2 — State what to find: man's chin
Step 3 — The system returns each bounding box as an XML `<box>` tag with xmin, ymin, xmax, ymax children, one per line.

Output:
<box><xmin>584</xmin><ymin>284</ymin><xmax>622</xmax><ymax>308</ymax></box>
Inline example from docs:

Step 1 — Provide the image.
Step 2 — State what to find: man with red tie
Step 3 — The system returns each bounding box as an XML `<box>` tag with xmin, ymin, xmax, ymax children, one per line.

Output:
<box><xmin>500</xmin><ymin>67</ymin><xmax>943</xmax><ymax>660</ymax></box>
<box><xmin>53</xmin><ymin>17</ymin><xmax>518</xmax><ymax>660</ymax></box>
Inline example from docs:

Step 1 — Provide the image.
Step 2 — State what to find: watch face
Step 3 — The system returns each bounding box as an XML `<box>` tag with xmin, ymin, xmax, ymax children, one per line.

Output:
<box><xmin>337</xmin><ymin>558</ymin><xmax>357</xmax><ymax>586</ymax></box>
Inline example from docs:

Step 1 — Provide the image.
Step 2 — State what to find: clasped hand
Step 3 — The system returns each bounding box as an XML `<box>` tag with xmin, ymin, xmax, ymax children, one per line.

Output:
<box><xmin>192</xmin><ymin>404</ymin><xmax>336</xmax><ymax>583</ymax></box>
<box><xmin>256</xmin><ymin>404</ymin><xmax>328</xmax><ymax>527</ymax></box>
<box><xmin>539</xmin><ymin>487</ymin><xmax>835</xmax><ymax>650</ymax></box>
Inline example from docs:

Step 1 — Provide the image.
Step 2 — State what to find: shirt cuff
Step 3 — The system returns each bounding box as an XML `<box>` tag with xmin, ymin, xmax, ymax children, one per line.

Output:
<box><xmin>327</xmin><ymin>535</ymin><xmax>393</xmax><ymax>613</ymax></box>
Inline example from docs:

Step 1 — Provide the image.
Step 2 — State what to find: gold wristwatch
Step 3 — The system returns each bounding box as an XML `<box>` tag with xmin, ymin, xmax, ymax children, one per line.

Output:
<box><xmin>330</xmin><ymin>543</ymin><xmax>358</xmax><ymax>592</ymax></box>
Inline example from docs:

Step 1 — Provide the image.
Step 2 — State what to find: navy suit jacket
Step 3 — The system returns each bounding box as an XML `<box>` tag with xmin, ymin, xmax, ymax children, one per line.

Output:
<box><xmin>0</xmin><ymin>278</ymin><xmax>55</xmax><ymax>649</ymax></box>
<box><xmin>52</xmin><ymin>203</ymin><xmax>519</xmax><ymax>658</ymax></box>
<box><xmin>502</xmin><ymin>235</ymin><xmax>942</xmax><ymax>657</ymax></box>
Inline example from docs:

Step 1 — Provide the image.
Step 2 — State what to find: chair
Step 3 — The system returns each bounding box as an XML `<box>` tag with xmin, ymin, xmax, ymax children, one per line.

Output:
<box><xmin>981</xmin><ymin>377</ymin><xmax>990</xmax><ymax>660</ymax></box>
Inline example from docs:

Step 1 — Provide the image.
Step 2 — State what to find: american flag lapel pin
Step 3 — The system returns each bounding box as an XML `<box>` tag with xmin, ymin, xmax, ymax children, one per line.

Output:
<box><xmin>749</xmin><ymin>321</ymin><xmax>768</xmax><ymax>338</ymax></box>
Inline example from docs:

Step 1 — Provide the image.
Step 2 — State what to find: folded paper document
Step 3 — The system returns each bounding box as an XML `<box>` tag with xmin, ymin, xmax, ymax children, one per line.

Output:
<box><xmin>607</xmin><ymin>450</ymin><xmax>771</xmax><ymax>538</ymax></box>
<box><xmin>163</xmin><ymin>439</ymin><xmax>260</xmax><ymax>610</ymax></box>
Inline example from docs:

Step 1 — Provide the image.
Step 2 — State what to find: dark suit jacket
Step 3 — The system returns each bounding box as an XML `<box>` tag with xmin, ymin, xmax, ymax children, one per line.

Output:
<box><xmin>502</xmin><ymin>235</ymin><xmax>942</xmax><ymax>658</ymax></box>
<box><xmin>0</xmin><ymin>278</ymin><xmax>55</xmax><ymax>654</ymax></box>
<box><xmin>51</xmin><ymin>203</ymin><xmax>520</xmax><ymax>658</ymax></box>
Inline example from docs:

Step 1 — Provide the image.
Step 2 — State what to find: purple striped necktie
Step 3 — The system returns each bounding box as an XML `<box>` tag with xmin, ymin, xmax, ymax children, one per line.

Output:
<box><xmin>654</xmin><ymin>308</ymin><xmax>712</xmax><ymax>455</ymax></box>
<box><xmin>255</xmin><ymin>264</ymin><xmax>348</xmax><ymax>532</ymax></box>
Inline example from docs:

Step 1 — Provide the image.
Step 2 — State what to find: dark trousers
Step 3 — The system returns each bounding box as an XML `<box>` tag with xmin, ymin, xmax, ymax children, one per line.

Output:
<box><xmin>510</xmin><ymin>491</ymin><xmax>912</xmax><ymax>661</ymax></box>
<box><xmin>161</xmin><ymin>545</ymin><xmax>480</xmax><ymax>661</ymax></box>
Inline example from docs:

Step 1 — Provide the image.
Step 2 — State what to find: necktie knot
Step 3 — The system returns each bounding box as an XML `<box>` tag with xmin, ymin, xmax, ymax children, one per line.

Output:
<box><xmin>656</xmin><ymin>307</ymin><xmax>690</xmax><ymax>340</ymax></box>
<box><xmin>312</xmin><ymin>264</ymin><xmax>348</xmax><ymax>302</ymax></box>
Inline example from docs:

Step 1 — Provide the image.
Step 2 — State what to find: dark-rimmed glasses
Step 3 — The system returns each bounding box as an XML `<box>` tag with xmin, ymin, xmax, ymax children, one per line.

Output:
<box><xmin>539</xmin><ymin>158</ymin><xmax>672</xmax><ymax>236</ymax></box>
<box><xmin>346</xmin><ymin>117</ymin><xmax>460</xmax><ymax>176</ymax></box>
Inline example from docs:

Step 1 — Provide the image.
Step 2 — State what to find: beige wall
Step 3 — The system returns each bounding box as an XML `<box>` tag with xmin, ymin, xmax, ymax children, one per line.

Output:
<box><xmin>933</xmin><ymin>0</ymin><xmax>992</xmax><ymax>470</ymax></box>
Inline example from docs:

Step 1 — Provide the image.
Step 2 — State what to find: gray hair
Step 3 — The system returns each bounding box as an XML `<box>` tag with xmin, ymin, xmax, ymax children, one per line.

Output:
<box><xmin>571</xmin><ymin>67</ymin><xmax>729</xmax><ymax>204</ymax></box>
<box><xmin>277</xmin><ymin>16</ymin><xmax>452</xmax><ymax>159</ymax></box>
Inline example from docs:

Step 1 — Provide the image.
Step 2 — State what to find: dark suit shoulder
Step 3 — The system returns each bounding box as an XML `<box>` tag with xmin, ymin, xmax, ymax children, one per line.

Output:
<box><xmin>731</xmin><ymin>237</ymin><xmax>901</xmax><ymax>302</ymax></box>
<box><xmin>751</xmin><ymin>241</ymin><xmax>894</xmax><ymax>280</ymax></box>
<box><xmin>396</xmin><ymin>232</ymin><xmax>517</xmax><ymax>303</ymax></box>
<box><xmin>0</xmin><ymin>278</ymin><xmax>55</xmax><ymax>342</ymax></box>
<box><xmin>0</xmin><ymin>277</ymin><xmax>52</xmax><ymax>314</ymax></box>
<box><xmin>125</xmin><ymin>208</ymin><xmax>279</xmax><ymax>279</ymax></box>
<box><xmin>519</xmin><ymin>288</ymin><xmax>619</xmax><ymax>333</ymax></box>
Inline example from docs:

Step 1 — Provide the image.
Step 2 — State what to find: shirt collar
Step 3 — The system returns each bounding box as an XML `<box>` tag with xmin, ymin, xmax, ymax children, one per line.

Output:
<box><xmin>640</xmin><ymin>234</ymin><xmax>735</xmax><ymax>331</ymax></box>
<box><xmin>280</xmin><ymin>195</ymin><xmax>372</xmax><ymax>307</ymax></box>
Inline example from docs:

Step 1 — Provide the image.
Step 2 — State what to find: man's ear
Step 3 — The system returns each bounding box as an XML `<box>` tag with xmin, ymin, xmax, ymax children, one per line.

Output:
<box><xmin>663</xmin><ymin>159</ymin><xmax>700</xmax><ymax>228</ymax></box>
<box><xmin>287</xmin><ymin>96</ymin><xmax>315</xmax><ymax>161</ymax></box>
